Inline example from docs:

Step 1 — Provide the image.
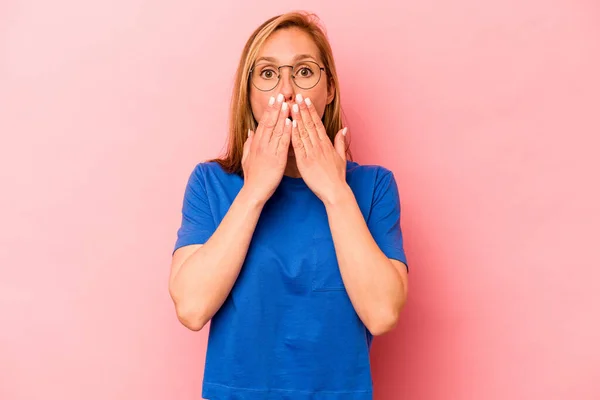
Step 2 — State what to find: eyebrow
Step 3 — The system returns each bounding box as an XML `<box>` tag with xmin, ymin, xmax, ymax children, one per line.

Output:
<box><xmin>255</xmin><ymin>53</ymin><xmax>319</xmax><ymax>64</ymax></box>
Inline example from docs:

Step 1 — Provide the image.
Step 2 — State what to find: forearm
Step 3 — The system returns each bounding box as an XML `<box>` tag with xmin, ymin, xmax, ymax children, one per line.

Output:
<box><xmin>170</xmin><ymin>186</ymin><xmax>265</xmax><ymax>329</ymax></box>
<box><xmin>323</xmin><ymin>184</ymin><xmax>407</xmax><ymax>335</ymax></box>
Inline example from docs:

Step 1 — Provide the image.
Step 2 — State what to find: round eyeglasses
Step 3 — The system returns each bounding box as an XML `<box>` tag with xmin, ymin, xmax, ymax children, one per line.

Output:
<box><xmin>249</xmin><ymin>61</ymin><xmax>325</xmax><ymax>91</ymax></box>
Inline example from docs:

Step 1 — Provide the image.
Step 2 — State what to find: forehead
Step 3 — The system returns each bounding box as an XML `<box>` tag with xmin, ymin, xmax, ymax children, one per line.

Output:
<box><xmin>256</xmin><ymin>27</ymin><xmax>321</xmax><ymax>63</ymax></box>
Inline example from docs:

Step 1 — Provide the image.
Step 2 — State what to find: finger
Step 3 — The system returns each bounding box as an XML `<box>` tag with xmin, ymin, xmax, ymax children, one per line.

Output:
<box><xmin>291</xmin><ymin>119</ymin><xmax>306</xmax><ymax>158</ymax></box>
<box><xmin>303</xmin><ymin>97</ymin><xmax>328</xmax><ymax>142</ymax></box>
<box><xmin>255</xmin><ymin>96</ymin><xmax>275</xmax><ymax>139</ymax></box>
<box><xmin>259</xmin><ymin>93</ymin><xmax>284</xmax><ymax>147</ymax></box>
<box><xmin>277</xmin><ymin>117</ymin><xmax>292</xmax><ymax>157</ymax></box>
<box><xmin>242</xmin><ymin>129</ymin><xmax>253</xmax><ymax>160</ymax></box>
<box><xmin>295</xmin><ymin>94</ymin><xmax>318</xmax><ymax>147</ymax></box>
<box><xmin>334</xmin><ymin>127</ymin><xmax>347</xmax><ymax>160</ymax></box>
<box><xmin>242</xmin><ymin>129</ymin><xmax>253</xmax><ymax>165</ymax></box>
<box><xmin>291</xmin><ymin>102</ymin><xmax>313</xmax><ymax>154</ymax></box>
<box><xmin>269</xmin><ymin>100</ymin><xmax>290</xmax><ymax>151</ymax></box>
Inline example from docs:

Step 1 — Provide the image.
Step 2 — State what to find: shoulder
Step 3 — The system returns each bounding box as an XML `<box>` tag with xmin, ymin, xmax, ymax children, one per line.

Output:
<box><xmin>188</xmin><ymin>161</ymin><xmax>241</xmax><ymax>181</ymax></box>
<box><xmin>185</xmin><ymin>161</ymin><xmax>243</xmax><ymax>194</ymax></box>
<box><xmin>189</xmin><ymin>160</ymin><xmax>223</xmax><ymax>175</ymax></box>
<box><xmin>346</xmin><ymin>160</ymin><xmax>395</xmax><ymax>188</ymax></box>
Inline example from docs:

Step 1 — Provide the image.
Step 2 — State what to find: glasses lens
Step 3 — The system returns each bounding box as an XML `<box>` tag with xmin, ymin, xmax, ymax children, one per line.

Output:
<box><xmin>293</xmin><ymin>61</ymin><xmax>321</xmax><ymax>89</ymax></box>
<box><xmin>251</xmin><ymin>63</ymin><xmax>279</xmax><ymax>91</ymax></box>
<box><xmin>251</xmin><ymin>61</ymin><xmax>322</xmax><ymax>91</ymax></box>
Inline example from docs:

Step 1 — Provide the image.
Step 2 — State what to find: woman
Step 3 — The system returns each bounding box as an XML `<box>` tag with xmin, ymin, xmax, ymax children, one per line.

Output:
<box><xmin>169</xmin><ymin>11</ymin><xmax>409</xmax><ymax>400</ymax></box>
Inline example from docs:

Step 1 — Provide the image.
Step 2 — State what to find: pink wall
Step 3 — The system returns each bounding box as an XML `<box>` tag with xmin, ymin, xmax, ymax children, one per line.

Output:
<box><xmin>1</xmin><ymin>1</ymin><xmax>599</xmax><ymax>399</ymax></box>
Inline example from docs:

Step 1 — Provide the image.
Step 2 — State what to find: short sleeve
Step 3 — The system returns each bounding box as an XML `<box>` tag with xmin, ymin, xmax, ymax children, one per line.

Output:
<box><xmin>173</xmin><ymin>163</ymin><xmax>216</xmax><ymax>254</ymax></box>
<box><xmin>366</xmin><ymin>169</ymin><xmax>409</xmax><ymax>272</ymax></box>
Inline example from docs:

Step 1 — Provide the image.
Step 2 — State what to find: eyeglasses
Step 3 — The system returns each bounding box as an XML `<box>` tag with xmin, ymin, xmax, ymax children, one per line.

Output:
<box><xmin>249</xmin><ymin>60</ymin><xmax>325</xmax><ymax>91</ymax></box>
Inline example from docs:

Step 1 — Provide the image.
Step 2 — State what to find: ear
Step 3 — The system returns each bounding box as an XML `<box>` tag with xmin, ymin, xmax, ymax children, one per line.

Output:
<box><xmin>326</xmin><ymin>76</ymin><xmax>335</xmax><ymax>105</ymax></box>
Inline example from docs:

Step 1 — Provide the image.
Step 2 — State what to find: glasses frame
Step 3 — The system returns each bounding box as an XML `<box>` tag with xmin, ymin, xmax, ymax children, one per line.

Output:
<box><xmin>249</xmin><ymin>61</ymin><xmax>326</xmax><ymax>92</ymax></box>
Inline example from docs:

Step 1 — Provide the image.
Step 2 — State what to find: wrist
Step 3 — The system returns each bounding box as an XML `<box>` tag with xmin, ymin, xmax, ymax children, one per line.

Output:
<box><xmin>321</xmin><ymin>182</ymin><xmax>354</xmax><ymax>208</ymax></box>
<box><xmin>238</xmin><ymin>185</ymin><xmax>269</xmax><ymax>209</ymax></box>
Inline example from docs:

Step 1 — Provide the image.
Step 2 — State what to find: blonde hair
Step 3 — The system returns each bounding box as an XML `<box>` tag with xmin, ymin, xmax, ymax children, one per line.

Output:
<box><xmin>209</xmin><ymin>10</ymin><xmax>352</xmax><ymax>176</ymax></box>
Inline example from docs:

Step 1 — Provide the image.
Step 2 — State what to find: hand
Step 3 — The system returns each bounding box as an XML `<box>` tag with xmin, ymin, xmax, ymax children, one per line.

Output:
<box><xmin>290</xmin><ymin>94</ymin><xmax>348</xmax><ymax>204</ymax></box>
<box><xmin>242</xmin><ymin>94</ymin><xmax>292</xmax><ymax>204</ymax></box>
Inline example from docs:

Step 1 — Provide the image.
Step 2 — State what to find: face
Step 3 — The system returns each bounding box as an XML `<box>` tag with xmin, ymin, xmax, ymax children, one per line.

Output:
<box><xmin>249</xmin><ymin>27</ymin><xmax>335</xmax><ymax>156</ymax></box>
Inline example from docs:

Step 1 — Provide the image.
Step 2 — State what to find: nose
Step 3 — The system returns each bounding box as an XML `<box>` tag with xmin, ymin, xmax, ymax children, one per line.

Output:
<box><xmin>277</xmin><ymin>68</ymin><xmax>296</xmax><ymax>104</ymax></box>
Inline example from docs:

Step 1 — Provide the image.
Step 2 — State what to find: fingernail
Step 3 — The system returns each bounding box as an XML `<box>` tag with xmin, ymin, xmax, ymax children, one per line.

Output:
<box><xmin>292</xmin><ymin>104</ymin><xmax>299</xmax><ymax>113</ymax></box>
<box><xmin>282</xmin><ymin>102</ymin><xmax>288</xmax><ymax>111</ymax></box>
<box><xmin>296</xmin><ymin>93</ymin><xmax>303</xmax><ymax>103</ymax></box>
<box><xmin>277</xmin><ymin>93</ymin><xmax>284</xmax><ymax>103</ymax></box>
<box><xmin>292</xmin><ymin>120</ymin><xmax>297</xmax><ymax>128</ymax></box>
<box><xmin>305</xmin><ymin>98</ymin><xmax>311</xmax><ymax>106</ymax></box>
<box><xmin>269</xmin><ymin>96</ymin><xmax>275</xmax><ymax>106</ymax></box>
<box><xmin>285</xmin><ymin>118</ymin><xmax>291</xmax><ymax>126</ymax></box>
<box><xmin>342</xmin><ymin>127</ymin><xmax>347</xmax><ymax>136</ymax></box>
<box><xmin>248</xmin><ymin>129</ymin><xmax>252</xmax><ymax>137</ymax></box>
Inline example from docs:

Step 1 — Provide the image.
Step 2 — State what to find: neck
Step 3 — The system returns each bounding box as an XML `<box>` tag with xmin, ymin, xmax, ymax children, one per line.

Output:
<box><xmin>284</xmin><ymin>156</ymin><xmax>301</xmax><ymax>178</ymax></box>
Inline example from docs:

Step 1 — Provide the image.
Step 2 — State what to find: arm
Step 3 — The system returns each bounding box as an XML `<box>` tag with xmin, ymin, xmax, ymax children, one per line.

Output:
<box><xmin>169</xmin><ymin>93</ymin><xmax>292</xmax><ymax>332</ymax></box>
<box><xmin>287</xmin><ymin>95</ymin><xmax>408</xmax><ymax>336</ymax></box>
<box><xmin>169</xmin><ymin>188</ymin><xmax>265</xmax><ymax>331</ymax></box>
<box><xmin>323</xmin><ymin>184</ymin><xmax>409</xmax><ymax>336</ymax></box>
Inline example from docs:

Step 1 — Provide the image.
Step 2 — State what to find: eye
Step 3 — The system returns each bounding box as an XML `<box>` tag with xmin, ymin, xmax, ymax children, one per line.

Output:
<box><xmin>296</xmin><ymin>67</ymin><xmax>314</xmax><ymax>77</ymax></box>
<box><xmin>259</xmin><ymin>68</ymin><xmax>277</xmax><ymax>79</ymax></box>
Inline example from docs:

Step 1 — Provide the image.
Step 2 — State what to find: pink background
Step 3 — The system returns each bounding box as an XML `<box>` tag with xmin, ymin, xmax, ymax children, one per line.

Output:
<box><xmin>1</xmin><ymin>1</ymin><xmax>599</xmax><ymax>399</ymax></box>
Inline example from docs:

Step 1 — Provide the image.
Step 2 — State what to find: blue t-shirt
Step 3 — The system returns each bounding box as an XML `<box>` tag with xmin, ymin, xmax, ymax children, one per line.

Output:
<box><xmin>173</xmin><ymin>160</ymin><xmax>408</xmax><ymax>400</ymax></box>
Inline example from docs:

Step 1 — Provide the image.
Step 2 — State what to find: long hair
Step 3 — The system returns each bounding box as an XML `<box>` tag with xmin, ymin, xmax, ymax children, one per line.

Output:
<box><xmin>208</xmin><ymin>10</ymin><xmax>352</xmax><ymax>176</ymax></box>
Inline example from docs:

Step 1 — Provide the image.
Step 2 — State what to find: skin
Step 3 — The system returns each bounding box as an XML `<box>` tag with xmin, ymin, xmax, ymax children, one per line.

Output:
<box><xmin>248</xmin><ymin>27</ymin><xmax>335</xmax><ymax>179</ymax></box>
<box><xmin>169</xmin><ymin>27</ymin><xmax>408</xmax><ymax>335</ymax></box>
<box><xmin>245</xmin><ymin>27</ymin><xmax>409</xmax><ymax>333</ymax></box>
